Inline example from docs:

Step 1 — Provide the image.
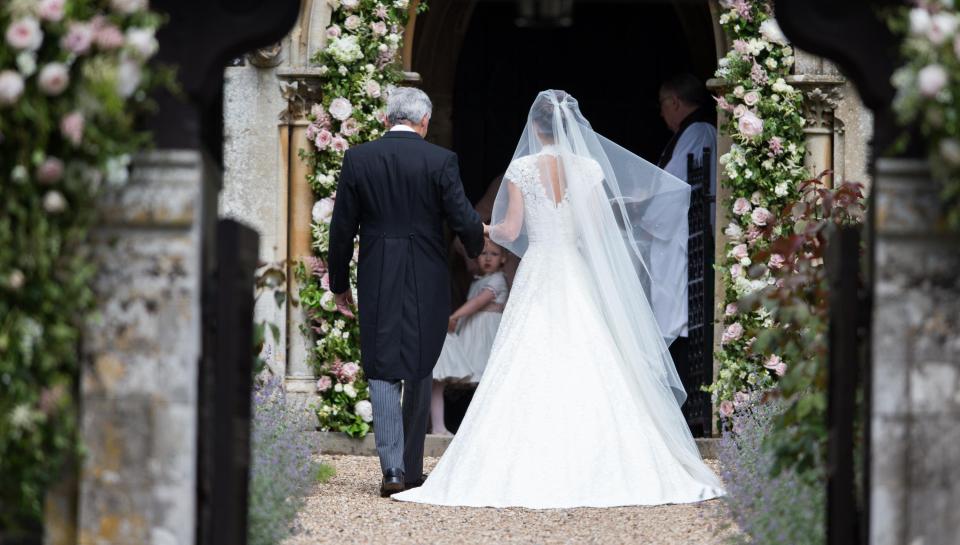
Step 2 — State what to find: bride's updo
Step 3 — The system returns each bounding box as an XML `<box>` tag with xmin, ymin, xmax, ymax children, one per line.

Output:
<box><xmin>531</xmin><ymin>90</ymin><xmax>572</xmax><ymax>142</ymax></box>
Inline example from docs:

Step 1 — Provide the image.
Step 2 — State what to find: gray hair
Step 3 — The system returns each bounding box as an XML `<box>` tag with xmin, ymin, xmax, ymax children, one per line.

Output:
<box><xmin>385</xmin><ymin>86</ymin><xmax>433</xmax><ymax>125</ymax></box>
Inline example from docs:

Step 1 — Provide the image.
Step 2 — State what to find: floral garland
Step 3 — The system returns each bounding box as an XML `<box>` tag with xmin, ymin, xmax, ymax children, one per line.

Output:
<box><xmin>0</xmin><ymin>0</ymin><xmax>163</xmax><ymax>529</ymax></box>
<box><xmin>707</xmin><ymin>0</ymin><xmax>809</xmax><ymax>414</ymax></box>
<box><xmin>890</xmin><ymin>1</ymin><xmax>960</xmax><ymax>229</ymax></box>
<box><xmin>296</xmin><ymin>0</ymin><xmax>421</xmax><ymax>437</ymax></box>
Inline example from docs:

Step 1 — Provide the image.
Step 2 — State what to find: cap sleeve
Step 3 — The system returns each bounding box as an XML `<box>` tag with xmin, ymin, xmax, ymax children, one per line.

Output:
<box><xmin>481</xmin><ymin>272</ymin><xmax>509</xmax><ymax>303</ymax></box>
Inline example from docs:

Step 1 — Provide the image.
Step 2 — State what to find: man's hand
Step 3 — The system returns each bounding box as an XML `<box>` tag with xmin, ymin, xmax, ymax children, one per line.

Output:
<box><xmin>335</xmin><ymin>290</ymin><xmax>355</xmax><ymax>318</ymax></box>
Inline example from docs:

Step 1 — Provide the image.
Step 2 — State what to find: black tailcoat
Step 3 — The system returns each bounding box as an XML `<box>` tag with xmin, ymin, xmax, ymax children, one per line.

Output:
<box><xmin>327</xmin><ymin>131</ymin><xmax>484</xmax><ymax>380</ymax></box>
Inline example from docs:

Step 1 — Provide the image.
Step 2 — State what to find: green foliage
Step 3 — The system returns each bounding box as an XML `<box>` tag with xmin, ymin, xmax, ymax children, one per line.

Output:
<box><xmin>294</xmin><ymin>0</ymin><xmax>424</xmax><ymax>437</ymax></box>
<box><xmin>0</xmin><ymin>1</ymin><xmax>166</xmax><ymax>529</ymax></box>
<box><xmin>888</xmin><ymin>1</ymin><xmax>960</xmax><ymax>229</ymax></box>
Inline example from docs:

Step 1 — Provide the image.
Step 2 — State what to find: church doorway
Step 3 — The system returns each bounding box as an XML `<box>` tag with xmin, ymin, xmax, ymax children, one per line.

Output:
<box><xmin>411</xmin><ymin>0</ymin><xmax>719</xmax><ymax>436</ymax></box>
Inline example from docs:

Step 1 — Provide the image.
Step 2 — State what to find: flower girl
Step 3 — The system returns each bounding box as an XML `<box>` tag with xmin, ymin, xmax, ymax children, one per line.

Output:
<box><xmin>431</xmin><ymin>240</ymin><xmax>509</xmax><ymax>435</ymax></box>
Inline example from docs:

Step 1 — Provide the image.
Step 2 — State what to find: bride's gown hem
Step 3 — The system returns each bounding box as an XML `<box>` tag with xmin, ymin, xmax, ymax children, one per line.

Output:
<box><xmin>392</xmin><ymin>153</ymin><xmax>724</xmax><ymax>509</ymax></box>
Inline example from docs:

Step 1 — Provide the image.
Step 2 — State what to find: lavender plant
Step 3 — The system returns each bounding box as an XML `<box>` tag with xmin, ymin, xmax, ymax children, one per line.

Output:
<box><xmin>719</xmin><ymin>399</ymin><xmax>825</xmax><ymax>545</ymax></box>
<box><xmin>248</xmin><ymin>377</ymin><xmax>319</xmax><ymax>545</ymax></box>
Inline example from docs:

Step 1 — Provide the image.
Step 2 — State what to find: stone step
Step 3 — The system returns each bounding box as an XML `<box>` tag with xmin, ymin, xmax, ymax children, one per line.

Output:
<box><xmin>310</xmin><ymin>431</ymin><xmax>721</xmax><ymax>460</ymax></box>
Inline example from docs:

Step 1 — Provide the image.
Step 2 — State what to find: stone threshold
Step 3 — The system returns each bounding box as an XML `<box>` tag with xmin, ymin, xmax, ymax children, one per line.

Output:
<box><xmin>310</xmin><ymin>431</ymin><xmax>720</xmax><ymax>460</ymax></box>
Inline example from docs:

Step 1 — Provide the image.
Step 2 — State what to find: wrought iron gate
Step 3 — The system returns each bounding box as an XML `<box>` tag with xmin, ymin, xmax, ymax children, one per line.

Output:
<box><xmin>679</xmin><ymin>149</ymin><xmax>714</xmax><ymax>437</ymax></box>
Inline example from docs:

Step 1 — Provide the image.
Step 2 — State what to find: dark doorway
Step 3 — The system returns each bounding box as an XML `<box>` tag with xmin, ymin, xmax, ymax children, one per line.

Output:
<box><xmin>420</xmin><ymin>0</ymin><xmax>718</xmax><ymax>436</ymax></box>
<box><xmin>451</xmin><ymin>0</ymin><xmax>711</xmax><ymax>201</ymax></box>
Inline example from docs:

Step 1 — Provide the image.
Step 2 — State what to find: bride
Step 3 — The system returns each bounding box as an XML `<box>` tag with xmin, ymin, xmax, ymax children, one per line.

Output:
<box><xmin>392</xmin><ymin>90</ymin><xmax>724</xmax><ymax>508</ymax></box>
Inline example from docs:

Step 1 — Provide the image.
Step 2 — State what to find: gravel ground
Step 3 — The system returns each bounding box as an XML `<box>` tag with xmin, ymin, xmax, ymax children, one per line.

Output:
<box><xmin>284</xmin><ymin>455</ymin><xmax>738</xmax><ymax>545</ymax></box>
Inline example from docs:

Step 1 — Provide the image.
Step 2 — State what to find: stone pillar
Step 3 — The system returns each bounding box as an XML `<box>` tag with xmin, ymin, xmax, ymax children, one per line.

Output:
<box><xmin>78</xmin><ymin>150</ymin><xmax>212</xmax><ymax>545</ymax></box>
<box><xmin>789</xmin><ymin>75</ymin><xmax>845</xmax><ymax>186</ymax></box>
<box><xmin>871</xmin><ymin>158</ymin><xmax>960</xmax><ymax>545</ymax></box>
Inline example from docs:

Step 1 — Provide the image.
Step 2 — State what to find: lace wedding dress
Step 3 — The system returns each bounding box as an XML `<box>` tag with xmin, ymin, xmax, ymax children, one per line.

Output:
<box><xmin>392</xmin><ymin>100</ymin><xmax>725</xmax><ymax>507</ymax></box>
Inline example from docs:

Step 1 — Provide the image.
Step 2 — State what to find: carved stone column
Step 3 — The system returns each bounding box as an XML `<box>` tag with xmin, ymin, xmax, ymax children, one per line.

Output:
<box><xmin>788</xmin><ymin>75</ymin><xmax>845</xmax><ymax>186</ymax></box>
<box><xmin>276</xmin><ymin>71</ymin><xmax>325</xmax><ymax>398</ymax></box>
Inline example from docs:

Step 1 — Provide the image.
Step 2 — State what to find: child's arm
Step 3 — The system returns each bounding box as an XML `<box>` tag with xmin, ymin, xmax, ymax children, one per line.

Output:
<box><xmin>448</xmin><ymin>289</ymin><xmax>497</xmax><ymax>332</ymax></box>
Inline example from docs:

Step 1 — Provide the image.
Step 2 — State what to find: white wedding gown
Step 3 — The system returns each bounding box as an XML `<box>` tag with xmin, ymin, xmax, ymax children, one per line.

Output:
<box><xmin>393</xmin><ymin>152</ymin><xmax>724</xmax><ymax>508</ymax></box>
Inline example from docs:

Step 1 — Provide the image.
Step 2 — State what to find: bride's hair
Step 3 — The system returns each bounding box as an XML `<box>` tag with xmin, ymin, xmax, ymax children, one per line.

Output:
<box><xmin>531</xmin><ymin>90</ymin><xmax>570</xmax><ymax>142</ymax></box>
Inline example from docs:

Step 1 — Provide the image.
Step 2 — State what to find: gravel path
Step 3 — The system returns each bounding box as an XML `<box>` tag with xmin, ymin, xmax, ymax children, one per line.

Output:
<box><xmin>284</xmin><ymin>455</ymin><xmax>738</xmax><ymax>545</ymax></box>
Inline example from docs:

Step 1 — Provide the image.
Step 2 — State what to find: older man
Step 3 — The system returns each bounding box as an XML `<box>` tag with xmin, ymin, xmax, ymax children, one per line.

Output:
<box><xmin>327</xmin><ymin>87</ymin><xmax>486</xmax><ymax>497</ymax></box>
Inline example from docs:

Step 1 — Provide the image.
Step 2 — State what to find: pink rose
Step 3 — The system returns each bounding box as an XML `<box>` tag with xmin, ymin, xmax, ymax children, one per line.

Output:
<box><xmin>331</xmin><ymin>135</ymin><xmax>349</xmax><ymax>153</ymax></box>
<box><xmin>38</xmin><ymin>63</ymin><xmax>70</xmax><ymax>96</ymax></box>
<box><xmin>730</xmin><ymin>263</ymin><xmax>744</xmax><ymax>279</ymax></box>
<box><xmin>0</xmin><ymin>70</ymin><xmax>25</xmax><ymax>106</ymax></box>
<box><xmin>764</xmin><ymin>354</ymin><xmax>788</xmax><ymax>376</ymax></box>
<box><xmin>344</xmin><ymin>15</ymin><xmax>362</xmax><ymax>31</ymax></box>
<box><xmin>37</xmin><ymin>157</ymin><xmax>64</xmax><ymax>184</ymax></box>
<box><xmin>775</xmin><ymin>362</ymin><xmax>788</xmax><ymax>376</ymax></box>
<box><xmin>743</xmin><ymin>91</ymin><xmax>760</xmax><ymax>106</ymax></box>
<box><xmin>371</xmin><ymin>21</ymin><xmax>388</xmax><ymax>36</ymax></box>
<box><xmin>768</xmin><ymin>253</ymin><xmax>785</xmax><ymax>269</ymax></box>
<box><xmin>724</xmin><ymin>303</ymin><xmax>738</xmax><ymax>316</ymax></box>
<box><xmin>918</xmin><ymin>64</ymin><xmax>948</xmax><ymax>98</ymax></box>
<box><xmin>746</xmin><ymin>224</ymin><xmax>762</xmax><ymax>246</ymax></box>
<box><xmin>733</xmin><ymin>104</ymin><xmax>747</xmax><ymax>119</ymax></box>
<box><xmin>95</xmin><ymin>24</ymin><xmax>125</xmax><ymax>50</ymax></box>
<box><xmin>38</xmin><ymin>0</ymin><xmax>66</xmax><ymax>22</ymax></box>
<box><xmin>719</xmin><ymin>400</ymin><xmax>735</xmax><ymax>417</ymax></box>
<box><xmin>305</xmin><ymin>122</ymin><xmax>320</xmax><ymax>141</ymax></box>
<box><xmin>60</xmin><ymin>111</ymin><xmax>85</xmax><ymax>146</ymax></box>
<box><xmin>733</xmin><ymin>39</ymin><xmax>749</xmax><ymax>54</ymax></box>
<box><xmin>314</xmin><ymin>129</ymin><xmax>333</xmax><ymax>150</ymax></box>
<box><xmin>341</xmin><ymin>361</ymin><xmax>360</xmax><ymax>381</ymax></box>
<box><xmin>731</xmin><ymin>244</ymin><xmax>749</xmax><ymax>260</ymax></box>
<box><xmin>732</xmin><ymin>197</ymin><xmax>752</xmax><ymax>216</ymax></box>
<box><xmin>340</xmin><ymin>118</ymin><xmax>360</xmax><ymax>137</ymax></box>
<box><xmin>721</xmin><ymin>322</ymin><xmax>744</xmax><ymax>345</ymax></box>
<box><xmin>327</xmin><ymin>25</ymin><xmax>341</xmax><ymax>38</ymax></box>
<box><xmin>61</xmin><ymin>22</ymin><xmax>94</xmax><ymax>55</ymax></box>
<box><xmin>738</xmin><ymin>110</ymin><xmax>764</xmax><ymax>138</ymax></box>
<box><xmin>751</xmin><ymin>206</ymin><xmax>773</xmax><ymax>226</ymax></box>
<box><xmin>316</xmin><ymin>375</ymin><xmax>333</xmax><ymax>392</ymax></box>
<box><xmin>6</xmin><ymin>17</ymin><xmax>43</xmax><ymax>51</ymax></box>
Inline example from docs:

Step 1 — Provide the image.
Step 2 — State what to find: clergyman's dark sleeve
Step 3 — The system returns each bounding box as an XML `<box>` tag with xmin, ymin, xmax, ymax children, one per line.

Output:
<box><xmin>327</xmin><ymin>152</ymin><xmax>361</xmax><ymax>295</ymax></box>
<box><xmin>438</xmin><ymin>153</ymin><xmax>484</xmax><ymax>258</ymax></box>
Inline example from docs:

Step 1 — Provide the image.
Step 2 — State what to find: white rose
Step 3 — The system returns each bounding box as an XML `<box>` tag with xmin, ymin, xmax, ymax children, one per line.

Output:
<box><xmin>918</xmin><ymin>64</ymin><xmax>948</xmax><ymax>98</ymax></box>
<box><xmin>5</xmin><ymin>17</ymin><xmax>43</xmax><ymax>52</ymax></box>
<box><xmin>125</xmin><ymin>27</ymin><xmax>158</xmax><ymax>59</ymax></box>
<box><xmin>759</xmin><ymin>18</ymin><xmax>788</xmax><ymax>45</ymax></box>
<box><xmin>43</xmin><ymin>191</ymin><xmax>68</xmax><ymax>213</ymax></box>
<box><xmin>334</xmin><ymin>383</ymin><xmax>343</xmax><ymax>392</ymax></box>
<box><xmin>0</xmin><ymin>70</ymin><xmax>25</xmax><ymax>106</ymax></box>
<box><xmin>743</xmin><ymin>91</ymin><xmax>760</xmax><ymax>106</ymax></box>
<box><xmin>939</xmin><ymin>138</ymin><xmax>960</xmax><ymax>166</ymax></box>
<box><xmin>774</xmin><ymin>182</ymin><xmax>790</xmax><ymax>197</ymax></box>
<box><xmin>328</xmin><ymin>97</ymin><xmax>353</xmax><ymax>121</ymax></box>
<box><xmin>328</xmin><ymin>35</ymin><xmax>363</xmax><ymax>63</ymax></box>
<box><xmin>38</xmin><ymin>63</ymin><xmax>69</xmax><ymax>96</ymax></box>
<box><xmin>344</xmin><ymin>383</ymin><xmax>357</xmax><ymax>398</ymax></box>
<box><xmin>355</xmin><ymin>400</ymin><xmax>374</xmax><ymax>422</ymax></box>
<box><xmin>394</xmin><ymin>0</ymin><xmax>409</xmax><ymax>8</ymax></box>
<box><xmin>342</xmin><ymin>0</ymin><xmax>360</xmax><ymax>9</ymax></box>
<box><xmin>117</xmin><ymin>59</ymin><xmax>142</xmax><ymax>98</ymax></box>
<box><xmin>910</xmin><ymin>8</ymin><xmax>932</xmax><ymax>36</ymax></box>
<box><xmin>7</xmin><ymin>269</ymin><xmax>25</xmax><ymax>290</ymax></box>
<box><xmin>312</xmin><ymin>198</ymin><xmax>335</xmax><ymax>223</ymax></box>
<box><xmin>320</xmin><ymin>290</ymin><xmax>337</xmax><ymax>311</ymax></box>
<box><xmin>765</xmin><ymin>58</ymin><xmax>778</xmax><ymax>69</ymax></box>
<box><xmin>105</xmin><ymin>155</ymin><xmax>131</xmax><ymax>186</ymax></box>
<box><xmin>928</xmin><ymin>12</ymin><xmax>959</xmax><ymax>45</ymax></box>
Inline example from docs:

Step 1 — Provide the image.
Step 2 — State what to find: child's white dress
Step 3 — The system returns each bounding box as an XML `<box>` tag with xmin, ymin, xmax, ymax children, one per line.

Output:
<box><xmin>433</xmin><ymin>271</ymin><xmax>508</xmax><ymax>383</ymax></box>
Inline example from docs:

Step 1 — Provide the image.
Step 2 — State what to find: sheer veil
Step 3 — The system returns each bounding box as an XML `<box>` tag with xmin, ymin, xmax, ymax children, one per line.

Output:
<box><xmin>488</xmin><ymin>90</ymin><xmax>719</xmax><ymax>488</ymax></box>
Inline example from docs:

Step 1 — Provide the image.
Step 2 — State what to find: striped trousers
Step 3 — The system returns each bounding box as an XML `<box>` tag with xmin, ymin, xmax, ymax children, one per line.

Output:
<box><xmin>368</xmin><ymin>375</ymin><xmax>432</xmax><ymax>482</ymax></box>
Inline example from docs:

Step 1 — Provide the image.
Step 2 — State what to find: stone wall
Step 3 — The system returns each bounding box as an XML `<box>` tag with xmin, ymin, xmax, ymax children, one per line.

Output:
<box><xmin>77</xmin><ymin>151</ymin><xmax>213</xmax><ymax>545</ymax></box>
<box><xmin>871</xmin><ymin>158</ymin><xmax>960</xmax><ymax>545</ymax></box>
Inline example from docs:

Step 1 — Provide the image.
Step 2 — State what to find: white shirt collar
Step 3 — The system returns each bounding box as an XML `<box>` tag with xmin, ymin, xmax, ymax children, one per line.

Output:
<box><xmin>389</xmin><ymin>124</ymin><xmax>417</xmax><ymax>133</ymax></box>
